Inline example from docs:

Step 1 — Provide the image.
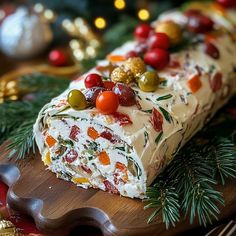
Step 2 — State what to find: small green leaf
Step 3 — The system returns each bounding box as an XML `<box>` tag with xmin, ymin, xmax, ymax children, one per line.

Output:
<box><xmin>156</xmin><ymin>94</ymin><xmax>173</xmax><ymax>101</ymax></box>
<box><xmin>144</xmin><ymin>131</ymin><xmax>149</xmax><ymax>147</ymax></box>
<box><xmin>155</xmin><ymin>132</ymin><xmax>163</xmax><ymax>144</ymax></box>
<box><xmin>142</xmin><ymin>109</ymin><xmax>152</xmax><ymax>114</ymax></box>
<box><xmin>159</xmin><ymin>107</ymin><xmax>172</xmax><ymax>123</ymax></box>
<box><xmin>115</xmin><ymin>146</ymin><xmax>125</xmax><ymax>152</ymax></box>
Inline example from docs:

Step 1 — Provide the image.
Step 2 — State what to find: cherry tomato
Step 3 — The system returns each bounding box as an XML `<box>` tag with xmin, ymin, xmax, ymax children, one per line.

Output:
<box><xmin>148</xmin><ymin>32</ymin><xmax>170</xmax><ymax>50</ymax></box>
<box><xmin>144</xmin><ymin>48</ymin><xmax>170</xmax><ymax>70</ymax></box>
<box><xmin>134</xmin><ymin>23</ymin><xmax>153</xmax><ymax>42</ymax></box>
<box><xmin>84</xmin><ymin>73</ymin><xmax>103</xmax><ymax>88</ymax></box>
<box><xmin>96</xmin><ymin>91</ymin><xmax>119</xmax><ymax>114</ymax></box>
<box><xmin>48</xmin><ymin>49</ymin><xmax>67</xmax><ymax>66</ymax></box>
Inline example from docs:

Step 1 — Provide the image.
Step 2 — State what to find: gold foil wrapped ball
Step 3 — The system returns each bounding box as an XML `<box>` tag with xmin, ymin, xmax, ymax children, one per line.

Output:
<box><xmin>155</xmin><ymin>21</ymin><xmax>182</xmax><ymax>45</ymax></box>
<box><xmin>111</xmin><ymin>66</ymin><xmax>134</xmax><ymax>84</ymax></box>
<box><xmin>0</xmin><ymin>220</ymin><xmax>19</xmax><ymax>236</ymax></box>
<box><xmin>123</xmin><ymin>57</ymin><xmax>146</xmax><ymax>77</ymax></box>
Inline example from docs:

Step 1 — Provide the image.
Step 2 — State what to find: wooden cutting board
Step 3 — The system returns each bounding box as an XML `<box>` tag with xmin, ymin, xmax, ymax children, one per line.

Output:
<box><xmin>0</xmin><ymin>145</ymin><xmax>236</xmax><ymax>236</ymax></box>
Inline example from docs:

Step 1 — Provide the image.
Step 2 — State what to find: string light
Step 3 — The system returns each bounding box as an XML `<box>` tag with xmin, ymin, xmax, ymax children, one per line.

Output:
<box><xmin>138</xmin><ymin>9</ymin><xmax>150</xmax><ymax>21</ymax></box>
<box><xmin>34</xmin><ymin>3</ymin><xmax>44</xmax><ymax>13</ymax></box>
<box><xmin>114</xmin><ymin>0</ymin><xmax>126</xmax><ymax>10</ymax></box>
<box><xmin>94</xmin><ymin>17</ymin><xmax>106</xmax><ymax>29</ymax></box>
<box><xmin>43</xmin><ymin>9</ymin><xmax>56</xmax><ymax>22</ymax></box>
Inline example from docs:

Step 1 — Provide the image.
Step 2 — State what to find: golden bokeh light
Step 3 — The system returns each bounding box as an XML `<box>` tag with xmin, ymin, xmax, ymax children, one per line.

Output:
<box><xmin>114</xmin><ymin>0</ymin><xmax>126</xmax><ymax>10</ymax></box>
<box><xmin>94</xmin><ymin>17</ymin><xmax>107</xmax><ymax>29</ymax></box>
<box><xmin>138</xmin><ymin>9</ymin><xmax>150</xmax><ymax>21</ymax></box>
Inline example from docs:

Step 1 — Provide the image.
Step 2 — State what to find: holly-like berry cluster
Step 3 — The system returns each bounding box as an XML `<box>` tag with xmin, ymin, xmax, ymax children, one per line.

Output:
<box><xmin>67</xmin><ymin>73</ymin><xmax>136</xmax><ymax>114</ymax></box>
<box><xmin>133</xmin><ymin>24</ymin><xmax>170</xmax><ymax>70</ymax></box>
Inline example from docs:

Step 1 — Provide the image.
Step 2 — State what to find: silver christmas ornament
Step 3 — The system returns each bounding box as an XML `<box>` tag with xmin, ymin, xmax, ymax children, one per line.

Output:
<box><xmin>0</xmin><ymin>7</ymin><xmax>53</xmax><ymax>59</ymax></box>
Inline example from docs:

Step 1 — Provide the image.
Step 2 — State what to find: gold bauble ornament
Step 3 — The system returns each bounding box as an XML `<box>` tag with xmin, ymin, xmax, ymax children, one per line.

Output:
<box><xmin>155</xmin><ymin>21</ymin><xmax>182</xmax><ymax>45</ymax></box>
<box><xmin>0</xmin><ymin>220</ymin><xmax>19</xmax><ymax>236</ymax></box>
<box><xmin>123</xmin><ymin>57</ymin><xmax>146</xmax><ymax>77</ymax></box>
<box><xmin>110</xmin><ymin>67</ymin><xmax>134</xmax><ymax>84</ymax></box>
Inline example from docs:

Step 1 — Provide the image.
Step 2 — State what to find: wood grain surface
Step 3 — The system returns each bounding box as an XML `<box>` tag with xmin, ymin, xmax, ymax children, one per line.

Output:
<box><xmin>0</xmin><ymin>145</ymin><xmax>236</xmax><ymax>236</ymax></box>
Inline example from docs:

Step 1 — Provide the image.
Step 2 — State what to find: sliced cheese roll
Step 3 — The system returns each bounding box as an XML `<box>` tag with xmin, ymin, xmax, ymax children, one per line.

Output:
<box><xmin>34</xmin><ymin>3</ymin><xmax>236</xmax><ymax>199</ymax></box>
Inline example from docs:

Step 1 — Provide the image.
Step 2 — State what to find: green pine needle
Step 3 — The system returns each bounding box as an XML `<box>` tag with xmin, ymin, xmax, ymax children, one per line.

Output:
<box><xmin>0</xmin><ymin>73</ymin><xmax>69</xmax><ymax>159</ymax></box>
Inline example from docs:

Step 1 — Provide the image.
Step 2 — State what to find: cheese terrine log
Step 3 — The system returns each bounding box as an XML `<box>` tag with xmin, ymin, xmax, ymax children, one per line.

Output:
<box><xmin>34</xmin><ymin>3</ymin><xmax>236</xmax><ymax>199</ymax></box>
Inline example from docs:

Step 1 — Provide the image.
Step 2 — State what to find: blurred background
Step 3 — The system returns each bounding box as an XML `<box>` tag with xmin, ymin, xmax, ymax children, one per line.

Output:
<box><xmin>0</xmin><ymin>0</ymin><xmax>189</xmax><ymax>76</ymax></box>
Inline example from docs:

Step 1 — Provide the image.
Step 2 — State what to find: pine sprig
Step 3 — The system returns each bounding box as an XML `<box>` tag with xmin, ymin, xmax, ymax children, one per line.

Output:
<box><xmin>0</xmin><ymin>73</ymin><xmax>69</xmax><ymax>159</ymax></box>
<box><xmin>145</xmin><ymin>136</ymin><xmax>236</xmax><ymax>228</ymax></box>
<box><xmin>204</xmin><ymin>137</ymin><xmax>236</xmax><ymax>185</ymax></box>
<box><xmin>7</xmin><ymin>120</ymin><xmax>36</xmax><ymax>160</ymax></box>
<box><xmin>144</xmin><ymin>180</ymin><xmax>180</xmax><ymax>229</ymax></box>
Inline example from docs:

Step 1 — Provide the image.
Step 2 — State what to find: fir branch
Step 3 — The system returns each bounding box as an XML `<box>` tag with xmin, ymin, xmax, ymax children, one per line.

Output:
<box><xmin>7</xmin><ymin>119</ymin><xmax>36</xmax><ymax>160</ymax></box>
<box><xmin>0</xmin><ymin>73</ymin><xmax>69</xmax><ymax>159</ymax></box>
<box><xmin>144</xmin><ymin>179</ymin><xmax>180</xmax><ymax>229</ymax></box>
<box><xmin>204</xmin><ymin>137</ymin><xmax>236</xmax><ymax>185</ymax></box>
<box><xmin>145</xmin><ymin>136</ymin><xmax>236</xmax><ymax>228</ymax></box>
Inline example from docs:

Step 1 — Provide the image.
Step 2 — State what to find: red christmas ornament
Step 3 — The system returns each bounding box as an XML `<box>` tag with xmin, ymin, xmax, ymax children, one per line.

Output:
<box><xmin>216</xmin><ymin>0</ymin><xmax>236</xmax><ymax>8</ymax></box>
<box><xmin>134</xmin><ymin>23</ymin><xmax>153</xmax><ymax>42</ymax></box>
<box><xmin>148</xmin><ymin>32</ymin><xmax>170</xmax><ymax>50</ymax></box>
<box><xmin>144</xmin><ymin>48</ymin><xmax>170</xmax><ymax>70</ymax></box>
<box><xmin>48</xmin><ymin>49</ymin><xmax>67</xmax><ymax>66</ymax></box>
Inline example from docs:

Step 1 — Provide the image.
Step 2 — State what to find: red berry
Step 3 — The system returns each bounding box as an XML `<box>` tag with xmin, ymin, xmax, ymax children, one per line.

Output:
<box><xmin>125</xmin><ymin>50</ymin><xmax>138</xmax><ymax>59</ymax></box>
<box><xmin>144</xmin><ymin>48</ymin><xmax>170</xmax><ymax>70</ymax></box>
<box><xmin>204</xmin><ymin>42</ymin><xmax>220</xmax><ymax>59</ymax></box>
<box><xmin>84</xmin><ymin>87</ymin><xmax>105</xmax><ymax>106</ymax></box>
<box><xmin>216</xmin><ymin>0</ymin><xmax>236</xmax><ymax>8</ymax></box>
<box><xmin>134</xmin><ymin>23</ymin><xmax>153</xmax><ymax>42</ymax></box>
<box><xmin>112</xmin><ymin>83</ymin><xmax>136</xmax><ymax>106</ymax></box>
<box><xmin>187</xmin><ymin>14</ymin><xmax>214</xmax><ymax>34</ymax></box>
<box><xmin>148</xmin><ymin>32</ymin><xmax>170</xmax><ymax>50</ymax></box>
<box><xmin>103</xmin><ymin>81</ymin><xmax>116</xmax><ymax>90</ymax></box>
<box><xmin>96</xmin><ymin>91</ymin><xmax>119</xmax><ymax>114</ymax></box>
<box><xmin>48</xmin><ymin>50</ymin><xmax>67</xmax><ymax>66</ymax></box>
<box><xmin>84</xmin><ymin>73</ymin><xmax>103</xmax><ymax>88</ymax></box>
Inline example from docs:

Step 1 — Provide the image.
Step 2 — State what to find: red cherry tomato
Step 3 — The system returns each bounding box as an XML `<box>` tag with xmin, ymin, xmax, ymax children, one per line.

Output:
<box><xmin>216</xmin><ymin>0</ymin><xmax>236</xmax><ymax>8</ymax></box>
<box><xmin>148</xmin><ymin>32</ymin><xmax>170</xmax><ymax>50</ymax></box>
<box><xmin>84</xmin><ymin>73</ymin><xmax>103</xmax><ymax>88</ymax></box>
<box><xmin>96</xmin><ymin>91</ymin><xmax>119</xmax><ymax>114</ymax></box>
<box><xmin>144</xmin><ymin>48</ymin><xmax>170</xmax><ymax>70</ymax></box>
<box><xmin>134</xmin><ymin>23</ymin><xmax>153</xmax><ymax>42</ymax></box>
<box><xmin>48</xmin><ymin>50</ymin><xmax>67</xmax><ymax>66</ymax></box>
<box><xmin>103</xmin><ymin>81</ymin><xmax>116</xmax><ymax>90</ymax></box>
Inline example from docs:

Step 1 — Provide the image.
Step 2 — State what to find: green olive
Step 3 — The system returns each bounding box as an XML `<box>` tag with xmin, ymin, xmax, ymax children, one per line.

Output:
<box><xmin>138</xmin><ymin>71</ymin><xmax>159</xmax><ymax>92</ymax></box>
<box><xmin>67</xmin><ymin>89</ymin><xmax>87</xmax><ymax>110</ymax></box>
